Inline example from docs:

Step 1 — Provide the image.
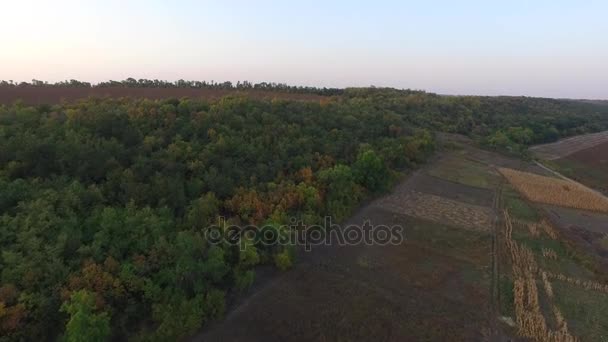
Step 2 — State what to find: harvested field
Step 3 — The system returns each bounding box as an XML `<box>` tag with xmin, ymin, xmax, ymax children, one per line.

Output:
<box><xmin>392</xmin><ymin>172</ymin><xmax>495</xmax><ymax>207</ymax></box>
<box><xmin>374</xmin><ymin>191</ymin><xmax>493</xmax><ymax>231</ymax></box>
<box><xmin>498</xmin><ymin>167</ymin><xmax>608</xmax><ymax>213</ymax></box>
<box><xmin>503</xmin><ymin>211</ymin><xmax>578</xmax><ymax>342</ymax></box>
<box><xmin>543</xmin><ymin>205</ymin><xmax>608</xmax><ymax>234</ymax></box>
<box><xmin>529</xmin><ymin>131</ymin><xmax>608</xmax><ymax>160</ymax></box>
<box><xmin>0</xmin><ymin>86</ymin><xmax>329</xmax><ymax>105</ymax></box>
<box><xmin>550</xmin><ymin>141</ymin><xmax>608</xmax><ymax>194</ymax></box>
<box><xmin>566</xmin><ymin>140</ymin><xmax>608</xmax><ymax>167</ymax></box>
<box><xmin>464</xmin><ymin>146</ymin><xmax>556</xmax><ymax>177</ymax></box>
<box><xmin>552</xmin><ymin>281</ymin><xmax>608</xmax><ymax>342</ymax></box>
<box><xmin>428</xmin><ymin>155</ymin><xmax>500</xmax><ymax>189</ymax></box>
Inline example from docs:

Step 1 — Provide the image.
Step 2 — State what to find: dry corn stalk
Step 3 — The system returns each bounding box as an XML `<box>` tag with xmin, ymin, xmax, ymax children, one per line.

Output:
<box><xmin>499</xmin><ymin>168</ymin><xmax>608</xmax><ymax>213</ymax></box>
<box><xmin>503</xmin><ymin>210</ymin><xmax>578</xmax><ymax>342</ymax></box>
<box><xmin>528</xmin><ymin>222</ymin><xmax>541</xmax><ymax>237</ymax></box>
<box><xmin>540</xmin><ymin>220</ymin><xmax>558</xmax><ymax>240</ymax></box>
<box><xmin>544</xmin><ymin>271</ymin><xmax>608</xmax><ymax>294</ymax></box>
<box><xmin>542</xmin><ymin>248</ymin><xmax>558</xmax><ymax>260</ymax></box>
<box><xmin>541</xmin><ymin>271</ymin><xmax>554</xmax><ymax>299</ymax></box>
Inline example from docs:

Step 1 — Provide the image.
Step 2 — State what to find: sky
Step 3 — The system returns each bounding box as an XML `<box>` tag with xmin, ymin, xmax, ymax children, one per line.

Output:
<box><xmin>1</xmin><ymin>0</ymin><xmax>607</xmax><ymax>99</ymax></box>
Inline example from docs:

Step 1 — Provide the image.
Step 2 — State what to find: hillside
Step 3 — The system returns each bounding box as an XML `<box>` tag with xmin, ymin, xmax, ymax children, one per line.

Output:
<box><xmin>1</xmin><ymin>86</ymin><xmax>608</xmax><ymax>341</ymax></box>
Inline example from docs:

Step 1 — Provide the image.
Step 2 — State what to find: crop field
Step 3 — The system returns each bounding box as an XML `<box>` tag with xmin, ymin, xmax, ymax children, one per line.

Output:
<box><xmin>498</xmin><ymin>167</ymin><xmax>608</xmax><ymax>213</ymax></box>
<box><xmin>374</xmin><ymin>191</ymin><xmax>493</xmax><ymax>231</ymax></box>
<box><xmin>548</xmin><ymin>141</ymin><xmax>608</xmax><ymax>194</ymax></box>
<box><xmin>392</xmin><ymin>172</ymin><xmax>495</xmax><ymax>207</ymax></box>
<box><xmin>529</xmin><ymin>130</ymin><xmax>608</xmax><ymax>160</ymax></box>
<box><xmin>427</xmin><ymin>155</ymin><xmax>500</xmax><ymax>189</ymax></box>
<box><xmin>497</xmin><ymin>194</ymin><xmax>608</xmax><ymax>342</ymax></box>
<box><xmin>544</xmin><ymin>205</ymin><xmax>608</xmax><ymax>234</ymax></box>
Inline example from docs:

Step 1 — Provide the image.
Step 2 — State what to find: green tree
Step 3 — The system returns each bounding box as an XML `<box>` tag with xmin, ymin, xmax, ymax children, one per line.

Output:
<box><xmin>60</xmin><ymin>290</ymin><xmax>110</xmax><ymax>342</ymax></box>
<box><xmin>352</xmin><ymin>148</ymin><xmax>390</xmax><ymax>192</ymax></box>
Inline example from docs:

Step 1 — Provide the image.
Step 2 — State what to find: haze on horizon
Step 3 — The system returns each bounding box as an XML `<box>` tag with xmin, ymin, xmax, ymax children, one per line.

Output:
<box><xmin>1</xmin><ymin>0</ymin><xmax>607</xmax><ymax>99</ymax></box>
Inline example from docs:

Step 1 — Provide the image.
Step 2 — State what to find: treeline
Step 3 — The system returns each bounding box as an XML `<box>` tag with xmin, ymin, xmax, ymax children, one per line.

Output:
<box><xmin>1</xmin><ymin>88</ymin><xmax>608</xmax><ymax>341</ymax></box>
<box><xmin>0</xmin><ymin>78</ymin><xmax>343</xmax><ymax>96</ymax></box>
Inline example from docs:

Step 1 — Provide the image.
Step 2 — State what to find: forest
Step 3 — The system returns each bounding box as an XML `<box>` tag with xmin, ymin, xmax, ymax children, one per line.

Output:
<box><xmin>1</xmin><ymin>84</ymin><xmax>608</xmax><ymax>341</ymax></box>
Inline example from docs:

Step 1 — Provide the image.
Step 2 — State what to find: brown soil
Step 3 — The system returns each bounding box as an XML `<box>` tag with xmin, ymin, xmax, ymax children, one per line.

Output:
<box><xmin>565</xmin><ymin>141</ymin><xmax>608</xmax><ymax>166</ymax></box>
<box><xmin>0</xmin><ymin>86</ymin><xmax>329</xmax><ymax>105</ymax></box>
<box><xmin>543</xmin><ymin>205</ymin><xmax>608</xmax><ymax>235</ymax></box>
<box><xmin>529</xmin><ymin>131</ymin><xmax>608</xmax><ymax>160</ymax></box>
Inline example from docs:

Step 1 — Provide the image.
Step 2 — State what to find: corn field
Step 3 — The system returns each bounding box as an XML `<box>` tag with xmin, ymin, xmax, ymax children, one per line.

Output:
<box><xmin>503</xmin><ymin>211</ymin><xmax>578</xmax><ymax>342</ymax></box>
<box><xmin>499</xmin><ymin>168</ymin><xmax>608</xmax><ymax>213</ymax></box>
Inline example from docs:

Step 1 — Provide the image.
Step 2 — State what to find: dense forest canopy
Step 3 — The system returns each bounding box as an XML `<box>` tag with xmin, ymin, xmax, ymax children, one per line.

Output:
<box><xmin>1</xmin><ymin>84</ymin><xmax>608</xmax><ymax>341</ymax></box>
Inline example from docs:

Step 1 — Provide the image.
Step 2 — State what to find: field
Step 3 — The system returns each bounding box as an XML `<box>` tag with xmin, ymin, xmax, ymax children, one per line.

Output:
<box><xmin>374</xmin><ymin>191</ymin><xmax>493</xmax><ymax>232</ymax></box>
<box><xmin>0</xmin><ymin>86</ymin><xmax>328</xmax><ymax>104</ymax></box>
<box><xmin>548</xmin><ymin>141</ymin><xmax>608</xmax><ymax>194</ymax></box>
<box><xmin>498</xmin><ymin>167</ymin><xmax>608</xmax><ymax>213</ymax></box>
<box><xmin>530</xmin><ymin>131</ymin><xmax>608</xmax><ymax>194</ymax></box>
<box><xmin>528</xmin><ymin>130</ymin><xmax>608</xmax><ymax>160</ymax></box>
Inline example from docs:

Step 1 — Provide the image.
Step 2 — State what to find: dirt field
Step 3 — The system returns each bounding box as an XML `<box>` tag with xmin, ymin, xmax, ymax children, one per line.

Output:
<box><xmin>543</xmin><ymin>205</ymin><xmax>608</xmax><ymax>235</ymax></box>
<box><xmin>550</xmin><ymin>141</ymin><xmax>608</xmax><ymax>194</ymax></box>
<box><xmin>566</xmin><ymin>140</ymin><xmax>608</xmax><ymax>167</ymax></box>
<box><xmin>392</xmin><ymin>172</ymin><xmax>495</xmax><ymax>207</ymax></box>
<box><xmin>0</xmin><ymin>86</ymin><xmax>329</xmax><ymax>105</ymax></box>
<box><xmin>529</xmin><ymin>130</ymin><xmax>608</xmax><ymax>160</ymax></box>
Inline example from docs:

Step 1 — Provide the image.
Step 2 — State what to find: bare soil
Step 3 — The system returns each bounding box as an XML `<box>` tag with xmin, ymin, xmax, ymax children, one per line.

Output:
<box><xmin>566</xmin><ymin>140</ymin><xmax>608</xmax><ymax>166</ymax></box>
<box><xmin>543</xmin><ymin>205</ymin><xmax>608</xmax><ymax>235</ymax></box>
<box><xmin>552</xmin><ymin>141</ymin><xmax>608</xmax><ymax>194</ymax></box>
<box><xmin>529</xmin><ymin>131</ymin><xmax>608</xmax><ymax>160</ymax></box>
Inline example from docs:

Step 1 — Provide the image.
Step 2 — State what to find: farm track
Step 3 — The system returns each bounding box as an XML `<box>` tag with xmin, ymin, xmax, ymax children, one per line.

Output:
<box><xmin>490</xmin><ymin>171</ymin><xmax>506</xmax><ymax>341</ymax></box>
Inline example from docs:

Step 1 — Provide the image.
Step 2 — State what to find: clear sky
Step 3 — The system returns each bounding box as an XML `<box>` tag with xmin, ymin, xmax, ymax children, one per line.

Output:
<box><xmin>1</xmin><ymin>0</ymin><xmax>607</xmax><ymax>99</ymax></box>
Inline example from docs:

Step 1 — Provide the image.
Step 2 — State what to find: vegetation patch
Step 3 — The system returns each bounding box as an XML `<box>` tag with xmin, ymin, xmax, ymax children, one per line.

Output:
<box><xmin>428</xmin><ymin>156</ymin><xmax>499</xmax><ymax>189</ymax></box>
<box><xmin>552</xmin><ymin>280</ymin><xmax>608</xmax><ymax>342</ymax></box>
